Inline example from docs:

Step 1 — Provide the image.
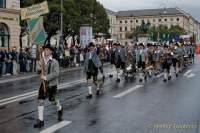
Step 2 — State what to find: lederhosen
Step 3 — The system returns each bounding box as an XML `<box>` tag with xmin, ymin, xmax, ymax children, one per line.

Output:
<box><xmin>162</xmin><ymin>52</ymin><xmax>172</xmax><ymax>72</ymax></box>
<box><xmin>110</xmin><ymin>49</ymin><xmax>116</xmax><ymax>65</ymax></box>
<box><xmin>138</xmin><ymin>50</ymin><xmax>145</xmax><ymax>70</ymax></box>
<box><xmin>38</xmin><ymin>60</ymin><xmax>57</xmax><ymax>102</ymax></box>
<box><xmin>172</xmin><ymin>49</ymin><xmax>178</xmax><ymax>68</ymax></box>
<box><xmin>86</xmin><ymin>54</ymin><xmax>98</xmax><ymax>83</ymax></box>
<box><xmin>115</xmin><ymin>51</ymin><xmax>125</xmax><ymax>70</ymax></box>
<box><xmin>148</xmin><ymin>50</ymin><xmax>155</xmax><ymax>67</ymax></box>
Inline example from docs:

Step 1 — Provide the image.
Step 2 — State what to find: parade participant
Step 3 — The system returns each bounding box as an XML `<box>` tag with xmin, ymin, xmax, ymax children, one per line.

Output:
<box><xmin>124</xmin><ymin>44</ymin><xmax>136</xmax><ymax>78</ymax></box>
<box><xmin>34</xmin><ymin>45</ymin><xmax>63</xmax><ymax>128</ymax></box>
<box><xmin>136</xmin><ymin>43</ymin><xmax>147</xmax><ymax>82</ymax></box>
<box><xmin>177</xmin><ymin>43</ymin><xmax>185</xmax><ymax>73</ymax></box>
<box><xmin>109</xmin><ymin>43</ymin><xmax>117</xmax><ymax>78</ymax></box>
<box><xmin>84</xmin><ymin>42</ymin><xmax>102</xmax><ymax>99</ymax></box>
<box><xmin>183</xmin><ymin>44</ymin><xmax>190</xmax><ymax>67</ymax></box>
<box><xmin>153</xmin><ymin>44</ymin><xmax>162</xmax><ymax>76</ymax></box>
<box><xmin>114</xmin><ymin>43</ymin><xmax>127</xmax><ymax>82</ymax></box>
<box><xmin>98</xmin><ymin>44</ymin><xmax>106</xmax><ymax>81</ymax></box>
<box><xmin>190</xmin><ymin>43</ymin><xmax>195</xmax><ymax>63</ymax></box>
<box><xmin>172</xmin><ymin>43</ymin><xmax>179</xmax><ymax>77</ymax></box>
<box><xmin>146</xmin><ymin>43</ymin><xmax>155</xmax><ymax>78</ymax></box>
<box><xmin>162</xmin><ymin>45</ymin><xmax>173</xmax><ymax>82</ymax></box>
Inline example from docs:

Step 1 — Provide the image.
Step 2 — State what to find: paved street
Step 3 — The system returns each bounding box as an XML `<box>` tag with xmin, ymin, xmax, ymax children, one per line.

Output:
<box><xmin>0</xmin><ymin>57</ymin><xmax>200</xmax><ymax>133</ymax></box>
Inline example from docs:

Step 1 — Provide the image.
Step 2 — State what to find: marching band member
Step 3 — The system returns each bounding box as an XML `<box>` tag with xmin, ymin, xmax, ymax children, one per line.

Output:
<box><xmin>34</xmin><ymin>45</ymin><xmax>63</xmax><ymax>128</ymax></box>
<box><xmin>136</xmin><ymin>43</ymin><xmax>147</xmax><ymax>82</ymax></box>
<box><xmin>114</xmin><ymin>43</ymin><xmax>127</xmax><ymax>82</ymax></box>
<box><xmin>84</xmin><ymin>42</ymin><xmax>102</xmax><ymax>99</ymax></box>
<box><xmin>162</xmin><ymin>45</ymin><xmax>173</xmax><ymax>82</ymax></box>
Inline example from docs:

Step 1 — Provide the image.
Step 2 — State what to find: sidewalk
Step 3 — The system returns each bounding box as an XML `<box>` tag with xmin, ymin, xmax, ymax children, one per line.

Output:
<box><xmin>0</xmin><ymin>63</ymin><xmax>110</xmax><ymax>84</ymax></box>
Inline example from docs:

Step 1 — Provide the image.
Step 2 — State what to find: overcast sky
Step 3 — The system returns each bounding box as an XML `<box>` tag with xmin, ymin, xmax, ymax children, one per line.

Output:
<box><xmin>97</xmin><ymin>0</ymin><xmax>200</xmax><ymax>21</ymax></box>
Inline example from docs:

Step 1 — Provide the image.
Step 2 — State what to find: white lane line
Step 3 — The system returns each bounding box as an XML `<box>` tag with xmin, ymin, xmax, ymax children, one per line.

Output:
<box><xmin>40</xmin><ymin>121</ymin><xmax>71</xmax><ymax>133</ymax></box>
<box><xmin>0</xmin><ymin>80</ymin><xmax>85</xmax><ymax>104</ymax></box>
<box><xmin>113</xmin><ymin>85</ymin><xmax>143</xmax><ymax>99</ymax></box>
<box><xmin>0</xmin><ymin>72</ymin><xmax>115</xmax><ymax>106</ymax></box>
<box><xmin>0</xmin><ymin>91</ymin><xmax>37</xmax><ymax>103</ymax></box>
<box><xmin>186</xmin><ymin>73</ymin><xmax>195</xmax><ymax>79</ymax></box>
<box><xmin>183</xmin><ymin>70</ymin><xmax>192</xmax><ymax>77</ymax></box>
<box><xmin>0</xmin><ymin>80</ymin><xmax>85</xmax><ymax>106</ymax></box>
<box><xmin>155</xmin><ymin>73</ymin><xmax>164</xmax><ymax>78</ymax></box>
<box><xmin>0</xmin><ymin>93</ymin><xmax>38</xmax><ymax>106</ymax></box>
<box><xmin>0</xmin><ymin>75</ymin><xmax>37</xmax><ymax>84</ymax></box>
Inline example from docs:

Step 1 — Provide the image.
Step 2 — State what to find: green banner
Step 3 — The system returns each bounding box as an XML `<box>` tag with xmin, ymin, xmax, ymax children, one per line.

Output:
<box><xmin>27</xmin><ymin>17</ymin><xmax>46</xmax><ymax>45</ymax></box>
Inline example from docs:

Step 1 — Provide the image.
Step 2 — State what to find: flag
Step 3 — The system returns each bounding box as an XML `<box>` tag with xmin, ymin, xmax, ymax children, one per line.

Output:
<box><xmin>27</xmin><ymin>17</ymin><xmax>46</xmax><ymax>45</ymax></box>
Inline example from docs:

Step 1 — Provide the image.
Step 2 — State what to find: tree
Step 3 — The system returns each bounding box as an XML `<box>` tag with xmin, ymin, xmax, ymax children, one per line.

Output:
<box><xmin>21</xmin><ymin>0</ymin><xmax>110</xmax><ymax>45</ymax></box>
<box><xmin>149</xmin><ymin>25</ymin><xmax>186</xmax><ymax>41</ymax></box>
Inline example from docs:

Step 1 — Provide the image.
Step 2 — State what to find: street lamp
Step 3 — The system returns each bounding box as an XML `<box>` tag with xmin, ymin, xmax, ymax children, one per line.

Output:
<box><xmin>60</xmin><ymin>0</ymin><xmax>64</xmax><ymax>50</ymax></box>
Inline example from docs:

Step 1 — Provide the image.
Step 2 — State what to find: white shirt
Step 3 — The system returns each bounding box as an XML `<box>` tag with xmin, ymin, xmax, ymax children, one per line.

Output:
<box><xmin>89</xmin><ymin>52</ymin><xmax>92</xmax><ymax>59</ymax></box>
<box><xmin>44</xmin><ymin>55</ymin><xmax>53</xmax><ymax>65</ymax></box>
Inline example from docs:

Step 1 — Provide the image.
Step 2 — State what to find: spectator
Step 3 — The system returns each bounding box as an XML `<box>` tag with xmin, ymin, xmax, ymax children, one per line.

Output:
<box><xmin>11</xmin><ymin>48</ymin><xmax>19</xmax><ymax>75</ymax></box>
<box><xmin>26</xmin><ymin>48</ymin><xmax>32</xmax><ymax>72</ymax></box>
<box><xmin>64</xmin><ymin>48</ymin><xmax>70</xmax><ymax>67</ymax></box>
<box><xmin>19</xmin><ymin>49</ymin><xmax>27</xmax><ymax>73</ymax></box>
<box><xmin>0</xmin><ymin>47</ymin><xmax>5</xmax><ymax>76</ymax></box>
<box><xmin>31</xmin><ymin>45</ymin><xmax>37</xmax><ymax>72</ymax></box>
<box><xmin>5</xmin><ymin>49</ymin><xmax>13</xmax><ymax>75</ymax></box>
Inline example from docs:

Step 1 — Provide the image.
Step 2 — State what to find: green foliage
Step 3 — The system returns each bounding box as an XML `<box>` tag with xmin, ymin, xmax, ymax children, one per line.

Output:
<box><xmin>20</xmin><ymin>0</ymin><xmax>110</xmax><ymax>42</ymax></box>
<box><xmin>149</xmin><ymin>25</ymin><xmax>186</xmax><ymax>41</ymax></box>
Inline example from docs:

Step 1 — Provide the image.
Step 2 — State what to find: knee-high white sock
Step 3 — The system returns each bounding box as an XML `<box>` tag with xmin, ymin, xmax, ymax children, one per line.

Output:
<box><xmin>88</xmin><ymin>86</ymin><xmax>92</xmax><ymax>94</ymax></box>
<box><xmin>38</xmin><ymin>106</ymin><xmax>44</xmax><ymax>121</ymax></box>
<box><xmin>139</xmin><ymin>72</ymin><xmax>143</xmax><ymax>80</ymax></box>
<box><xmin>149</xmin><ymin>70</ymin><xmax>152</xmax><ymax>76</ymax></box>
<box><xmin>164</xmin><ymin>72</ymin><xmax>167</xmax><ymax>79</ymax></box>
<box><xmin>56</xmin><ymin>100</ymin><xmax>62</xmax><ymax>111</ymax></box>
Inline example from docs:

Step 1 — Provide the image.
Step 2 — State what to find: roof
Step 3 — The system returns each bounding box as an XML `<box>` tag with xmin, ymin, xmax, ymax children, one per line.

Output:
<box><xmin>106</xmin><ymin>9</ymin><xmax>117</xmax><ymax>15</ymax></box>
<box><xmin>117</xmin><ymin>8</ymin><xmax>184</xmax><ymax>18</ymax></box>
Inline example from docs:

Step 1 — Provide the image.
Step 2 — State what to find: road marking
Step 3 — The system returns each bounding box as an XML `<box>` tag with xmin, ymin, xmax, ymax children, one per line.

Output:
<box><xmin>183</xmin><ymin>70</ymin><xmax>192</xmax><ymax>77</ymax></box>
<box><xmin>155</xmin><ymin>73</ymin><xmax>164</xmax><ymax>78</ymax></box>
<box><xmin>0</xmin><ymin>80</ymin><xmax>85</xmax><ymax>106</ymax></box>
<box><xmin>186</xmin><ymin>73</ymin><xmax>195</xmax><ymax>79</ymax></box>
<box><xmin>0</xmin><ymin>91</ymin><xmax>37</xmax><ymax>103</ymax></box>
<box><xmin>40</xmin><ymin>121</ymin><xmax>71</xmax><ymax>133</ymax></box>
<box><xmin>113</xmin><ymin>85</ymin><xmax>143</xmax><ymax>99</ymax></box>
<box><xmin>0</xmin><ymin>72</ymin><xmax>115</xmax><ymax>106</ymax></box>
<box><xmin>0</xmin><ymin>94</ymin><xmax>38</xmax><ymax>106</ymax></box>
<box><xmin>0</xmin><ymin>75</ymin><xmax>37</xmax><ymax>84</ymax></box>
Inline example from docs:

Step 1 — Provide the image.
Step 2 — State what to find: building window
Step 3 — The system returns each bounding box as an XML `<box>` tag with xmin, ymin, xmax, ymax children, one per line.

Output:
<box><xmin>159</xmin><ymin>19</ymin><xmax>161</xmax><ymax>22</ymax></box>
<box><xmin>165</xmin><ymin>18</ymin><xmax>167</xmax><ymax>22</ymax></box>
<box><xmin>130</xmin><ymin>20</ymin><xmax>133</xmax><ymax>23</ymax></box>
<box><xmin>120</xmin><ymin>21</ymin><xmax>122</xmax><ymax>24</ymax></box>
<box><xmin>170</xmin><ymin>18</ymin><xmax>173</xmax><ymax>21</ymax></box>
<box><xmin>0</xmin><ymin>23</ymin><xmax>10</xmax><ymax>48</ymax></box>
<box><xmin>136</xmin><ymin>20</ymin><xmax>138</xmax><ymax>23</ymax></box>
<box><xmin>125</xmin><ymin>26</ymin><xmax>127</xmax><ymax>31</ymax></box>
<box><xmin>125</xmin><ymin>20</ymin><xmax>127</xmax><ymax>23</ymax></box>
<box><xmin>0</xmin><ymin>0</ymin><xmax>6</xmax><ymax>8</ymax></box>
<box><xmin>177</xmin><ymin>18</ymin><xmax>179</xmax><ymax>21</ymax></box>
<box><xmin>120</xmin><ymin>33</ymin><xmax>122</xmax><ymax>39</ymax></box>
<box><xmin>120</xmin><ymin>27</ymin><xmax>122</xmax><ymax>32</ymax></box>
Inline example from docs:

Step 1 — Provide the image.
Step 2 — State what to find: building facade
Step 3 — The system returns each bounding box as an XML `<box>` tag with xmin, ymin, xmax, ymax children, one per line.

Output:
<box><xmin>0</xmin><ymin>0</ymin><xmax>20</xmax><ymax>49</ymax></box>
<box><xmin>106</xmin><ymin>9</ymin><xmax>118</xmax><ymax>42</ymax></box>
<box><xmin>106</xmin><ymin>7</ymin><xmax>200</xmax><ymax>44</ymax></box>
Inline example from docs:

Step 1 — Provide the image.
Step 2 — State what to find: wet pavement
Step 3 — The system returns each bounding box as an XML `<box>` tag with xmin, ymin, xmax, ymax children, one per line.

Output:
<box><xmin>0</xmin><ymin>58</ymin><xmax>200</xmax><ymax>133</ymax></box>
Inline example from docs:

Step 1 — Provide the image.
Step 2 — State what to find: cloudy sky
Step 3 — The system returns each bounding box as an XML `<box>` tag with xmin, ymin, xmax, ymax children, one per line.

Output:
<box><xmin>97</xmin><ymin>0</ymin><xmax>200</xmax><ymax>21</ymax></box>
